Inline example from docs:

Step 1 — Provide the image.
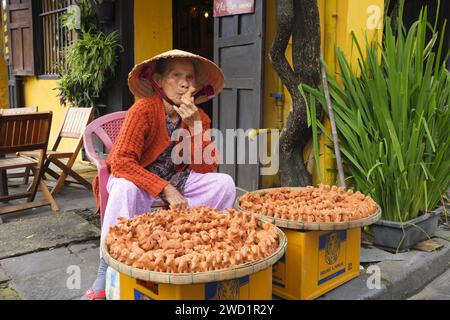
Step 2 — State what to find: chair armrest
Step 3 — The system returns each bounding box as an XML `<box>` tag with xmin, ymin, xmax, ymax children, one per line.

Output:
<box><xmin>83</xmin><ymin>130</ymin><xmax>101</xmax><ymax>164</ymax></box>
<box><xmin>96</xmin><ymin>158</ymin><xmax>110</xmax><ymax>224</ymax></box>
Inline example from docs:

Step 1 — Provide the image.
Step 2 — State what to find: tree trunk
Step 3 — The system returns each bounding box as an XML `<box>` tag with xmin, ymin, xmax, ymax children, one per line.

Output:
<box><xmin>269</xmin><ymin>0</ymin><xmax>321</xmax><ymax>187</ymax></box>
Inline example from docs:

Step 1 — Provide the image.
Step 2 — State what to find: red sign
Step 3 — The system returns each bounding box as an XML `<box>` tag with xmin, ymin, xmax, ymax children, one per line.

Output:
<box><xmin>213</xmin><ymin>0</ymin><xmax>255</xmax><ymax>17</ymax></box>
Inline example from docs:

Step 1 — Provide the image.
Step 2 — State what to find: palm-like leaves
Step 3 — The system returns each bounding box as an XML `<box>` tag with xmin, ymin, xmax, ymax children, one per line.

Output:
<box><xmin>303</xmin><ymin>10</ymin><xmax>450</xmax><ymax>222</ymax></box>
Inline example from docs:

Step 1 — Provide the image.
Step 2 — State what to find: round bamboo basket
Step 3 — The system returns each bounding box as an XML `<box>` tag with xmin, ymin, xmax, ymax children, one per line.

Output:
<box><xmin>234</xmin><ymin>187</ymin><xmax>382</xmax><ymax>231</ymax></box>
<box><xmin>101</xmin><ymin>219</ymin><xmax>287</xmax><ymax>285</ymax></box>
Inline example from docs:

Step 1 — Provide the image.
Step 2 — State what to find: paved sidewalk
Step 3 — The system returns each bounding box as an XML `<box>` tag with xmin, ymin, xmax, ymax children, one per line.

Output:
<box><xmin>0</xmin><ymin>241</ymin><xmax>100</xmax><ymax>300</ymax></box>
<box><xmin>0</xmin><ymin>167</ymin><xmax>448</xmax><ymax>300</ymax></box>
<box><xmin>0</xmin><ymin>168</ymin><xmax>99</xmax><ymax>300</ymax></box>
<box><xmin>408</xmin><ymin>268</ymin><xmax>450</xmax><ymax>300</ymax></box>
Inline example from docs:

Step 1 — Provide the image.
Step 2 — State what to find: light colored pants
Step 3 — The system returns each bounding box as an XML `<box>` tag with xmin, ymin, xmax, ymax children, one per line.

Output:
<box><xmin>101</xmin><ymin>171</ymin><xmax>236</xmax><ymax>245</ymax></box>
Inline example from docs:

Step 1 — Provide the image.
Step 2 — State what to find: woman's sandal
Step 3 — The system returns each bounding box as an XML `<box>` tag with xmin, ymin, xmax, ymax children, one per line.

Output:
<box><xmin>82</xmin><ymin>288</ymin><xmax>106</xmax><ymax>300</ymax></box>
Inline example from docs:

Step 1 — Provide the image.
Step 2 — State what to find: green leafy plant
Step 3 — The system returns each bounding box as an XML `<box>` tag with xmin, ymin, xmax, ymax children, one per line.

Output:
<box><xmin>59</xmin><ymin>0</ymin><xmax>98</xmax><ymax>33</ymax></box>
<box><xmin>56</xmin><ymin>30</ymin><xmax>121</xmax><ymax>108</ymax></box>
<box><xmin>302</xmin><ymin>8</ymin><xmax>450</xmax><ymax>222</ymax></box>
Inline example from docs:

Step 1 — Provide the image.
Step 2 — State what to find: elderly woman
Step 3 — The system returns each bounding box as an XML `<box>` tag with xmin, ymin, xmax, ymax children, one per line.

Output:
<box><xmin>82</xmin><ymin>50</ymin><xmax>236</xmax><ymax>300</ymax></box>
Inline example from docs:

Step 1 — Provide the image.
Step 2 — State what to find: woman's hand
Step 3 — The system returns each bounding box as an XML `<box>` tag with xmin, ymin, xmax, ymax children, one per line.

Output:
<box><xmin>162</xmin><ymin>184</ymin><xmax>188</xmax><ymax>209</ymax></box>
<box><xmin>174</xmin><ymin>86</ymin><xmax>202</xmax><ymax>136</ymax></box>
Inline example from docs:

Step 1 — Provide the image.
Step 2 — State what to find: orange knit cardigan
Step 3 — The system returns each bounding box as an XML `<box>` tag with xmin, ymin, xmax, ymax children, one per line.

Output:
<box><xmin>92</xmin><ymin>94</ymin><xmax>218</xmax><ymax>207</ymax></box>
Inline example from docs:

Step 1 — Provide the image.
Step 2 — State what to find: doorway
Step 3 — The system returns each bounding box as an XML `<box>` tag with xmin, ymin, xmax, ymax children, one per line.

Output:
<box><xmin>172</xmin><ymin>0</ymin><xmax>214</xmax><ymax>120</ymax></box>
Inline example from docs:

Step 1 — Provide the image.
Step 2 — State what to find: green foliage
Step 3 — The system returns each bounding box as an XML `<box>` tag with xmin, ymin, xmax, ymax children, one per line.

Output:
<box><xmin>56</xmin><ymin>30</ymin><xmax>121</xmax><ymax>108</ymax></box>
<box><xmin>302</xmin><ymin>9</ymin><xmax>450</xmax><ymax>222</ymax></box>
<box><xmin>60</xmin><ymin>0</ymin><xmax>98</xmax><ymax>33</ymax></box>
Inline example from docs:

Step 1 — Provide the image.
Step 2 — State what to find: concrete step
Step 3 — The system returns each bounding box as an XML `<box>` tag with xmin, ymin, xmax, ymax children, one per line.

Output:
<box><xmin>408</xmin><ymin>268</ymin><xmax>450</xmax><ymax>300</ymax></box>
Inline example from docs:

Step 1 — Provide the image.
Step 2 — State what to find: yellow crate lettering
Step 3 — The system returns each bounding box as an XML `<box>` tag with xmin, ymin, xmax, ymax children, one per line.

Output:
<box><xmin>205</xmin><ymin>276</ymin><xmax>249</xmax><ymax>300</ymax></box>
<box><xmin>318</xmin><ymin>231</ymin><xmax>348</xmax><ymax>286</ymax></box>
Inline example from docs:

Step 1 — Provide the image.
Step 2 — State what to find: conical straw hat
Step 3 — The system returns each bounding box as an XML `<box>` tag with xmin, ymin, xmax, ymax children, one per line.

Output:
<box><xmin>128</xmin><ymin>49</ymin><xmax>225</xmax><ymax>104</ymax></box>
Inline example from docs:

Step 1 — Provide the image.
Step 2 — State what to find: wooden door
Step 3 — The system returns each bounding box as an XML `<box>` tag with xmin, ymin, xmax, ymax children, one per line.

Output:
<box><xmin>213</xmin><ymin>0</ymin><xmax>265</xmax><ymax>191</ymax></box>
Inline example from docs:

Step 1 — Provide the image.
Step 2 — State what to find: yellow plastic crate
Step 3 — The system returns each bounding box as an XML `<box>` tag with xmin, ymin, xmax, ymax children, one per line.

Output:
<box><xmin>272</xmin><ymin>228</ymin><xmax>361</xmax><ymax>300</ymax></box>
<box><xmin>119</xmin><ymin>267</ymin><xmax>273</xmax><ymax>300</ymax></box>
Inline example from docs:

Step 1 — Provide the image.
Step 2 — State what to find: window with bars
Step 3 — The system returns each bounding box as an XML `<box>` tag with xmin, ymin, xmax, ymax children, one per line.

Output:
<box><xmin>39</xmin><ymin>0</ymin><xmax>77</xmax><ymax>77</ymax></box>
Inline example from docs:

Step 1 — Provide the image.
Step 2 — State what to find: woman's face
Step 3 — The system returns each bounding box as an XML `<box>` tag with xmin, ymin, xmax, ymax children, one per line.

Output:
<box><xmin>154</xmin><ymin>58</ymin><xmax>196</xmax><ymax>107</ymax></box>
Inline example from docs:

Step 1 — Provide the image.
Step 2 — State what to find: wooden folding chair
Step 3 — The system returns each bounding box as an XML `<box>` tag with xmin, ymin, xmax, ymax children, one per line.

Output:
<box><xmin>0</xmin><ymin>107</ymin><xmax>38</xmax><ymax>195</ymax></box>
<box><xmin>22</xmin><ymin>107</ymin><xmax>94</xmax><ymax>196</ymax></box>
<box><xmin>0</xmin><ymin>112</ymin><xmax>58</xmax><ymax>216</ymax></box>
<box><xmin>0</xmin><ymin>106</ymin><xmax>38</xmax><ymax>115</ymax></box>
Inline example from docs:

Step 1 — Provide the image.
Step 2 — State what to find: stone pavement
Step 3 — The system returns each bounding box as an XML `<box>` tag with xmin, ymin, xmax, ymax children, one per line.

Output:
<box><xmin>408</xmin><ymin>268</ymin><xmax>450</xmax><ymax>300</ymax></box>
<box><xmin>0</xmin><ymin>166</ymin><xmax>100</xmax><ymax>300</ymax></box>
<box><xmin>0</xmin><ymin>166</ymin><xmax>449</xmax><ymax>300</ymax></box>
<box><xmin>0</xmin><ymin>242</ymin><xmax>100</xmax><ymax>300</ymax></box>
<box><xmin>0</xmin><ymin>212</ymin><xmax>99</xmax><ymax>260</ymax></box>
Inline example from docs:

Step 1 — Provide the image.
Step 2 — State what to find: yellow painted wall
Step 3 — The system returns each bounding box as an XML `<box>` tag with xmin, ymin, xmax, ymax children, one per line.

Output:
<box><xmin>134</xmin><ymin>0</ymin><xmax>172</xmax><ymax>65</ymax></box>
<box><xmin>0</xmin><ymin>61</ymin><xmax>6</xmax><ymax>108</ymax></box>
<box><xmin>261</xmin><ymin>0</ymin><xmax>384</xmax><ymax>188</ymax></box>
<box><xmin>23</xmin><ymin>77</ymin><xmax>79</xmax><ymax>155</ymax></box>
<box><xmin>317</xmin><ymin>0</ymin><xmax>384</xmax><ymax>186</ymax></box>
<box><xmin>336</xmin><ymin>0</ymin><xmax>384</xmax><ymax>68</ymax></box>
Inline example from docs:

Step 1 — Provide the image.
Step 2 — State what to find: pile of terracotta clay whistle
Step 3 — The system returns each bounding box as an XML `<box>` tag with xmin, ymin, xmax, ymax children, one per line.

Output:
<box><xmin>106</xmin><ymin>206</ymin><xmax>279</xmax><ymax>273</ymax></box>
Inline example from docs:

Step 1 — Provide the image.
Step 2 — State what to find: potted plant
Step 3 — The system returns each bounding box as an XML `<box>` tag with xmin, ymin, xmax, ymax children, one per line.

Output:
<box><xmin>57</xmin><ymin>0</ymin><xmax>121</xmax><ymax>162</ymax></box>
<box><xmin>302</xmin><ymin>7</ymin><xmax>450</xmax><ymax>252</ymax></box>
<box><xmin>60</xmin><ymin>0</ymin><xmax>98</xmax><ymax>34</ymax></box>
<box><xmin>56</xmin><ymin>30</ymin><xmax>120</xmax><ymax>111</ymax></box>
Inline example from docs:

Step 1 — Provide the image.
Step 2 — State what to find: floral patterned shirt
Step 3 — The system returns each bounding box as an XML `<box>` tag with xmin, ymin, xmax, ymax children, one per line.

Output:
<box><xmin>146</xmin><ymin>115</ymin><xmax>191</xmax><ymax>201</ymax></box>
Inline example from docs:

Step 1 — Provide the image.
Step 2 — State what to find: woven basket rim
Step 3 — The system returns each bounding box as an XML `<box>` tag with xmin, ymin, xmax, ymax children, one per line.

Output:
<box><xmin>102</xmin><ymin>218</ymin><xmax>287</xmax><ymax>284</ymax></box>
<box><xmin>234</xmin><ymin>187</ymin><xmax>382</xmax><ymax>231</ymax></box>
